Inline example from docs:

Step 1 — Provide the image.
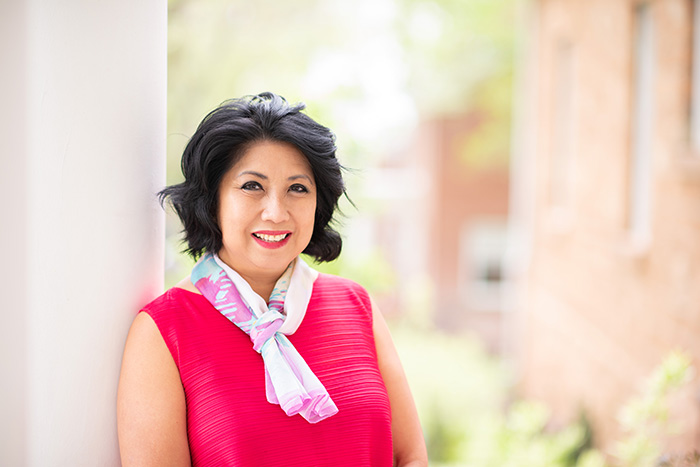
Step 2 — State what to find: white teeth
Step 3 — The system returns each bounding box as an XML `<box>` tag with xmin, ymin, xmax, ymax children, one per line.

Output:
<box><xmin>254</xmin><ymin>233</ymin><xmax>288</xmax><ymax>242</ymax></box>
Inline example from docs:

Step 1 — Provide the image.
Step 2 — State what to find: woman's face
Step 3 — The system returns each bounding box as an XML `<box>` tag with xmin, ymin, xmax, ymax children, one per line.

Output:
<box><xmin>216</xmin><ymin>140</ymin><xmax>316</xmax><ymax>284</ymax></box>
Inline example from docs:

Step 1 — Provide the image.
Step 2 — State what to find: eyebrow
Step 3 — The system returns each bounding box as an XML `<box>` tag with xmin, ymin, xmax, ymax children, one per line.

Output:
<box><xmin>237</xmin><ymin>170</ymin><xmax>314</xmax><ymax>185</ymax></box>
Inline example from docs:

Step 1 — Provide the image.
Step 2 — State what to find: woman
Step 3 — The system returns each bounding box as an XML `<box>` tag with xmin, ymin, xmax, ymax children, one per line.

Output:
<box><xmin>117</xmin><ymin>92</ymin><xmax>427</xmax><ymax>466</ymax></box>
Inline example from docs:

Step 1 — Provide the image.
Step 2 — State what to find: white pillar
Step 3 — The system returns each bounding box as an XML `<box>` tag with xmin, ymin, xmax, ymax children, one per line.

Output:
<box><xmin>0</xmin><ymin>1</ymin><xmax>166</xmax><ymax>465</ymax></box>
<box><xmin>503</xmin><ymin>0</ymin><xmax>539</xmax><ymax>363</ymax></box>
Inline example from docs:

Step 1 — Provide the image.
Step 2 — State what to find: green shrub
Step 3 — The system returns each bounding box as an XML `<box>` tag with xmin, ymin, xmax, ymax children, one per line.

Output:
<box><xmin>390</xmin><ymin>323</ymin><xmax>696</xmax><ymax>467</ymax></box>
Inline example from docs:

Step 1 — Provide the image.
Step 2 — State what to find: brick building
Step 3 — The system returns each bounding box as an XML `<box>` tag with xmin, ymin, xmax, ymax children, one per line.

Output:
<box><xmin>418</xmin><ymin>115</ymin><xmax>510</xmax><ymax>350</ymax></box>
<box><xmin>368</xmin><ymin>113</ymin><xmax>510</xmax><ymax>352</ymax></box>
<box><xmin>511</xmin><ymin>0</ymin><xmax>700</xmax><ymax>453</ymax></box>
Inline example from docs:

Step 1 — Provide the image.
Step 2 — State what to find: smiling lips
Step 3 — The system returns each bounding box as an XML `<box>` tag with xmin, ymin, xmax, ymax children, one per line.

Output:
<box><xmin>252</xmin><ymin>231</ymin><xmax>292</xmax><ymax>249</ymax></box>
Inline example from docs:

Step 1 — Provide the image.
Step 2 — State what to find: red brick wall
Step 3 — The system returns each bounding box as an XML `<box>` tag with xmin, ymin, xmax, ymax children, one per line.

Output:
<box><xmin>422</xmin><ymin>115</ymin><xmax>510</xmax><ymax>345</ymax></box>
<box><xmin>519</xmin><ymin>0</ymin><xmax>700</xmax><ymax>452</ymax></box>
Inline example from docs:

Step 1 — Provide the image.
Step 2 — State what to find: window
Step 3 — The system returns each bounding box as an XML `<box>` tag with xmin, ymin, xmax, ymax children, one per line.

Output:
<box><xmin>628</xmin><ymin>3</ymin><xmax>655</xmax><ymax>243</ymax></box>
<box><xmin>691</xmin><ymin>0</ymin><xmax>700</xmax><ymax>149</ymax></box>
<box><xmin>459</xmin><ymin>220</ymin><xmax>507</xmax><ymax>312</ymax></box>
<box><xmin>549</xmin><ymin>40</ymin><xmax>576</xmax><ymax>212</ymax></box>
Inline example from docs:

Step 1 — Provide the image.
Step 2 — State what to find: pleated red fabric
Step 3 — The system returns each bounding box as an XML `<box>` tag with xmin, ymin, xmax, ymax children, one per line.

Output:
<box><xmin>142</xmin><ymin>273</ymin><xmax>393</xmax><ymax>467</ymax></box>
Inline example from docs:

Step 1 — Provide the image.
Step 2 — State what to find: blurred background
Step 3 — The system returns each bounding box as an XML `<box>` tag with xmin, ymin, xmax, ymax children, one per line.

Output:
<box><xmin>3</xmin><ymin>0</ymin><xmax>698</xmax><ymax>465</ymax></box>
<box><xmin>6</xmin><ymin>0</ymin><xmax>700</xmax><ymax>467</ymax></box>
<box><xmin>164</xmin><ymin>0</ymin><xmax>700</xmax><ymax>465</ymax></box>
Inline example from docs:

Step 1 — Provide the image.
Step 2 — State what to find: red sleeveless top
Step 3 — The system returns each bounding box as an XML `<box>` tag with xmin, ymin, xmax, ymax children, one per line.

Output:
<box><xmin>142</xmin><ymin>273</ymin><xmax>393</xmax><ymax>467</ymax></box>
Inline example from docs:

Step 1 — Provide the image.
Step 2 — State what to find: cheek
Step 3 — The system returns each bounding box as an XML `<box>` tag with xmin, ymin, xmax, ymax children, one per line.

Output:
<box><xmin>218</xmin><ymin>195</ymin><xmax>248</xmax><ymax>235</ymax></box>
<box><xmin>294</xmin><ymin>202</ymin><xmax>316</xmax><ymax>243</ymax></box>
<box><xmin>305</xmin><ymin>202</ymin><xmax>317</xmax><ymax>230</ymax></box>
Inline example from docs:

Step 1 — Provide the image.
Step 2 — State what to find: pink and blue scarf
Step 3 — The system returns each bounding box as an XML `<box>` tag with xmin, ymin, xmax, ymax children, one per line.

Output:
<box><xmin>191</xmin><ymin>253</ymin><xmax>338</xmax><ymax>423</ymax></box>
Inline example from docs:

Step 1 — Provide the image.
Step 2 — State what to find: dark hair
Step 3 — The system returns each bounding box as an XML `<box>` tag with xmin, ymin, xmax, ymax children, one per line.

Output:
<box><xmin>159</xmin><ymin>92</ymin><xmax>345</xmax><ymax>262</ymax></box>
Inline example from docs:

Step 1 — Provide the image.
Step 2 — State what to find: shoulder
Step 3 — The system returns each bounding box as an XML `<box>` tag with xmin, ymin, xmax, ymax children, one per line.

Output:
<box><xmin>314</xmin><ymin>273</ymin><xmax>368</xmax><ymax>293</ymax></box>
<box><xmin>314</xmin><ymin>273</ymin><xmax>372</xmax><ymax>304</ymax></box>
<box><xmin>139</xmin><ymin>287</ymin><xmax>209</xmax><ymax>346</ymax></box>
<box><xmin>129</xmin><ymin>289</ymin><xmax>187</xmax><ymax>356</ymax></box>
<box><xmin>310</xmin><ymin>273</ymin><xmax>374</xmax><ymax>322</ymax></box>
<box><xmin>141</xmin><ymin>286</ymin><xmax>202</xmax><ymax>316</ymax></box>
<box><xmin>118</xmin><ymin>305</ymin><xmax>190</xmax><ymax>464</ymax></box>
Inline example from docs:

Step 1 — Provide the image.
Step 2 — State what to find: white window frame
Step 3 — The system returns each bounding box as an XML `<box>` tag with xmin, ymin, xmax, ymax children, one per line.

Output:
<box><xmin>549</xmin><ymin>40</ymin><xmax>576</xmax><ymax>212</ymax></box>
<box><xmin>629</xmin><ymin>3</ymin><xmax>655</xmax><ymax>244</ymax></box>
<box><xmin>691</xmin><ymin>0</ymin><xmax>700</xmax><ymax>150</ymax></box>
<box><xmin>458</xmin><ymin>220</ymin><xmax>507</xmax><ymax>313</ymax></box>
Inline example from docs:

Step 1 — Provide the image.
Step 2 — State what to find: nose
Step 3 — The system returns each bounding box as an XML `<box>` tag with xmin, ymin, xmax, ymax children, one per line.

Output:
<box><xmin>261</xmin><ymin>193</ymin><xmax>290</xmax><ymax>223</ymax></box>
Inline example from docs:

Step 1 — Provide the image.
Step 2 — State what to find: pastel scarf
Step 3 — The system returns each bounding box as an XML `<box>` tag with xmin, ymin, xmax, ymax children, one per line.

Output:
<box><xmin>191</xmin><ymin>253</ymin><xmax>338</xmax><ymax>423</ymax></box>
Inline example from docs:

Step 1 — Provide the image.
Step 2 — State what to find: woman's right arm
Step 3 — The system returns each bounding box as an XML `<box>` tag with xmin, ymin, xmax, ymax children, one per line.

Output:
<box><xmin>117</xmin><ymin>312</ymin><xmax>191</xmax><ymax>466</ymax></box>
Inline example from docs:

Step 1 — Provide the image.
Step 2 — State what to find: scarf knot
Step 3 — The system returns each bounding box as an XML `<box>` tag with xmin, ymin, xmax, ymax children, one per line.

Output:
<box><xmin>249</xmin><ymin>310</ymin><xmax>285</xmax><ymax>353</ymax></box>
<box><xmin>191</xmin><ymin>253</ymin><xmax>338</xmax><ymax>423</ymax></box>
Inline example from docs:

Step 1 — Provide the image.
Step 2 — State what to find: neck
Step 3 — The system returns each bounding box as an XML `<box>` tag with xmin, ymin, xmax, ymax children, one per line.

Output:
<box><xmin>215</xmin><ymin>252</ymin><xmax>289</xmax><ymax>301</ymax></box>
<box><xmin>241</xmin><ymin>275</ymin><xmax>276</xmax><ymax>301</ymax></box>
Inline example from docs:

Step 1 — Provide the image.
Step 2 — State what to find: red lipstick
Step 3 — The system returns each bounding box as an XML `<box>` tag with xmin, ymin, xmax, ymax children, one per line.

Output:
<box><xmin>251</xmin><ymin>231</ymin><xmax>292</xmax><ymax>249</ymax></box>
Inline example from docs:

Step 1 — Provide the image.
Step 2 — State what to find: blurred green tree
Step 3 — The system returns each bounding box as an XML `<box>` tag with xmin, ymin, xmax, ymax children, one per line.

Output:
<box><xmin>167</xmin><ymin>0</ymin><xmax>515</xmax><ymax>183</ymax></box>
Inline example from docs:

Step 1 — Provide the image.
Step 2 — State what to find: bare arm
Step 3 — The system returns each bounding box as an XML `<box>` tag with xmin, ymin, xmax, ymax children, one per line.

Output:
<box><xmin>117</xmin><ymin>312</ymin><xmax>191</xmax><ymax>466</ymax></box>
<box><xmin>372</xmin><ymin>299</ymin><xmax>429</xmax><ymax>467</ymax></box>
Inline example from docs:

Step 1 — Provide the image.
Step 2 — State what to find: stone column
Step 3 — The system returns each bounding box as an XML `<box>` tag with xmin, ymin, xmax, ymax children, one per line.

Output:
<box><xmin>0</xmin><ymin>1</ymin><xmax>166</xmax><ymax>465</ymax></box>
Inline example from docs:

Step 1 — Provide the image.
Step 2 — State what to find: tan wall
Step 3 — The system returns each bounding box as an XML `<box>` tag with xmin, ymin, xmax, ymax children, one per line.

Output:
<box><xmin>519</xmin><ymin>0</ymin><xmax>700</xmax><ymax>452</ymax></box>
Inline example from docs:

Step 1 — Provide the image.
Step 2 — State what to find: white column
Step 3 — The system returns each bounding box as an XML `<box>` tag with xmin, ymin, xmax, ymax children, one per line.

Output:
<box><xmin>0</xmin><ymin>2</ymin><xmax>30</xmax><ymax>465</ymax></box>
<box><xmin>0</xmin><ymin>1</ymin><xmax>166</xmax><ymax>465</ymax></box>
<box><xmin>503</xmin><ymin>0</ymin><xmax>539</xmax><ymax>362</ymax></box>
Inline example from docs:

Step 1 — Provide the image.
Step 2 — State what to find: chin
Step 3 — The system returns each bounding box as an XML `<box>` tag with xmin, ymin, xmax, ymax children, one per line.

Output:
<box><xmin>255</xmin><ymin>253</ymin><xmax>298</xmax><ymax>270</ymax></box>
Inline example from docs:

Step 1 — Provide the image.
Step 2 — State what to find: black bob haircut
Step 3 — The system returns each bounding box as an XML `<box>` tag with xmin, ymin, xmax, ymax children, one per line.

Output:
<box><xmin>159</xmin><ymin>92</ymin><xmax>346</xmax><ymax>262</ymax></box>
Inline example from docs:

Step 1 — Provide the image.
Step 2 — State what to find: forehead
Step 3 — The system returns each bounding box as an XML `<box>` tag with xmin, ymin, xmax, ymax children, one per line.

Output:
<box><xmin>232</xmin><ymin>141</ymin><xmax>312</xmax><ymax>174</ymax></box>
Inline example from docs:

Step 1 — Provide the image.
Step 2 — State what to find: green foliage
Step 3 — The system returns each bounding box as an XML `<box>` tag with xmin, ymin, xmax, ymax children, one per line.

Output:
<box><xmin>390</xmin><ymin>324</ymin><xmax>506</xmax><ymax>465</ymax></box>
<box><xmin>390</xmin><ymin>324</ymin><xmax>593</xmax><ymax>467</ymax></box>
<box><xmin>394</xmin><ymin>0</ymin><xmax>515</xmax><ymax>168</ymax></box>
<box><xmin>167</xmin><ymin>0</ymin><xmax>517</xmax><ymax>184</ymax></box>
<box><xmin>614</xmin><ymin>351</ymin><xmax>695</xmax><ymax>467</ymax></box>
<box><xmin>456</xmin><ymin>73</ymin><xmax>514</xmax><ymax>169</ymax></box>
<box><xmin>657</xmin><ymin>451</ymin><xmax>700</xmax><ymax>467</ymax></box>
<box><xmin>576</xmin><ymin>450</ymin><xmax>609</xmax><ymax>467</ymax></box>
<box><xmin>167</xmin><ymin>0</ymin><xmax>343</xmax><ymax>184</ymax></box>
<box><xmin>394</xmin><ymin>0</ymin><xmax>515</xmax><ymax>116</ymax></box>
<box><xmin>390</xmin><ymin>325</ymin><xmax>696</xmax><ymax>467</ymax></box>
<box><xmin>463</xmin><ymin>402</ymin><xmax>593</xmax><ymax>467</ymax></box>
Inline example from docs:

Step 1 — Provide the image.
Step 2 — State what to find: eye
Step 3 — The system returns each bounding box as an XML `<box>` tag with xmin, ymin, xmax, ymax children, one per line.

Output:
<box><xmin>289</xmin><ymin>183</ymin><xmax>309</xmax><ymax>194</ymax></box>
<box><xmin>241</xmin><ymin>181</ymin><xmax>263</xmax><ymax>191</ymax></box>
